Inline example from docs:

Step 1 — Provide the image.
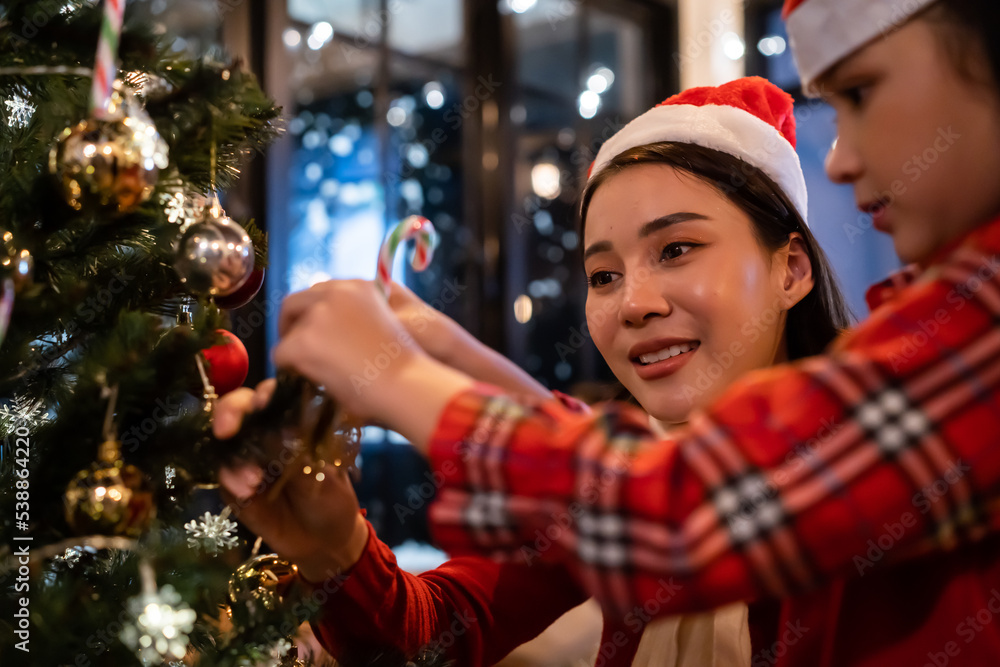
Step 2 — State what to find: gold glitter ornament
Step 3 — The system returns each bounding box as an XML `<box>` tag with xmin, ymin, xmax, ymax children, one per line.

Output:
<box><xmin>49</xmin><ymin>89</ymin><xmax>169</xmax><ymax>214</ymax></box>
<box><xmin>227</xmin><ymin>553</ymin><xmax>298</xmax><ymax>613</ymax></box>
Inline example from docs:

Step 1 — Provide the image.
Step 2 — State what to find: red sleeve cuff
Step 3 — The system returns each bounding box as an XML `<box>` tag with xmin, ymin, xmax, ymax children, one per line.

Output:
<box><xmin>427</xmin><ymin>383</ymin><xmax>503</xmax><ymax>490</ymax></box>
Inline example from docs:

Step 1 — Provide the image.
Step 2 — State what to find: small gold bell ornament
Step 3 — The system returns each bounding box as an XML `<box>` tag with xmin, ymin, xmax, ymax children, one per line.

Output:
<box><xmin>64</xmin><ymin>437</ymin><xmax>156</xmax><ymax>537</ymax></box>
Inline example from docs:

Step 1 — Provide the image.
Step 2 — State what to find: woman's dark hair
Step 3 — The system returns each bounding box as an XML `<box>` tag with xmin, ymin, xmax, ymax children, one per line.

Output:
<box><xmin>922</xmin><ymin>0</ymin><xmax>1000</xmax><ymax>92</ymax></box>
<box><xmin>580</xmin><ymin>142</ymin><xmax>853</xmax><ymax>361</ymax></box>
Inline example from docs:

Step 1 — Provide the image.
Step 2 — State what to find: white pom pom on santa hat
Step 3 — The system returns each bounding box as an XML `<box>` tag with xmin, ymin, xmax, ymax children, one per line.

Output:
<box><xmin>783</xmin><ymin>0</ymin><xmax>937</xmax><ymax>96</ymax></box>
<box><xmin>589</xmin><ymin>76</ymin><xmax>808</xmax><ymax>222</ymax></box>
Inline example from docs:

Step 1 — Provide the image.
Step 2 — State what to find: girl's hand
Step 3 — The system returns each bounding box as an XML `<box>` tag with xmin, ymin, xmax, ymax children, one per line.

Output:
<box><xmin>386</xmin><ymin>280</ymin><xmax>464</xmax><ymax>366</ymax></box>
<box><xmin>213</xmin><ymin>381</ymin><xmax>369</xmax><ymax>582</ymax></box>
<box><xmin>388</xmin><ymin>280</ymin><xmax>553</xmax><ymax>403</ymax></box>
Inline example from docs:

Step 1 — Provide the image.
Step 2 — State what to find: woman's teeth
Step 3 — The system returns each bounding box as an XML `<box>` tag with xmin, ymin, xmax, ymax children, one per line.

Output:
<box><xmin>638</xmin><ymin>342</ymin><xmax>698</xmax><ymax>365</ymax></box>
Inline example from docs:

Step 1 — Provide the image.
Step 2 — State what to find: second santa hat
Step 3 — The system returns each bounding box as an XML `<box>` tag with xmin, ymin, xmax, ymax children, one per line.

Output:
<box><xmin>589</xmin><ymin>76</ymin><xmax>808</xmax><ymax>222</ymax></box>
<box><xmin>783</xmin><ymin>0</ymin><xmax>937</xmax><ymax>95</ymax></box>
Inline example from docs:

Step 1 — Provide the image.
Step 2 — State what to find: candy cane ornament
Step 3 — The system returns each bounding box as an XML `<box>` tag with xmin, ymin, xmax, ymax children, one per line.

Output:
<box><xmin>91</xmin><ymin>0</ymin><xmax>126</xmax><ymax>118</ymax></box>
<box><xmin>0</xmin><ymin>278</ymin><xmax>13</xmax><ymax>350</ymax></box>
<box><xmin>375</xmin><ymin>215</ymin><xmax>439</xmax><ymax>298</ymax></box>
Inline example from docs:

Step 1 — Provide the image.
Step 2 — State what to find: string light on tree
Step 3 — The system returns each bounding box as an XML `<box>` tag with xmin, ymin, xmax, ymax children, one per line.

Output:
<box><xmin>1</xmin><ymin>229</ymin><xmax>35</xmax><ymax>291</ymax></box>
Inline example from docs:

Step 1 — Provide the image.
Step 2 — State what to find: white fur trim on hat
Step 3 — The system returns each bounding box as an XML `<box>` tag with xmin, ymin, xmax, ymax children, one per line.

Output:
<box><xmin>787</xmin><ymin>0</ymin><xmax>937</xmax><ymax>95</ymax></box>
<box><xmin>590</xmin><ymin>103</ymin><xmax>808</xmax><ymax>222</ymax></box>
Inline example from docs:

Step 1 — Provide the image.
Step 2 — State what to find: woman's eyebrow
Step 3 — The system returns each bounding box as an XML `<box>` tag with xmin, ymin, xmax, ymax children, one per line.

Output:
<box><xmin>583</xmin><ymin>240</ymin><xmax>612</xmax><ymax>261</ymax></box>
<box><xmin>584</xmin><ymin>212</ymin><xmax>709</xmax><ymax>261</ymax></box>
<box><xmin>638</xmin><ymin>212</ymin><xmax>709</xmax><ymax>238</ymax></box>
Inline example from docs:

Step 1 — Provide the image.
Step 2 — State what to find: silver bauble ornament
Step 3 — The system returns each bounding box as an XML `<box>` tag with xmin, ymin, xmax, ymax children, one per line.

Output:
<box><xmin>49</xmin><ymin>90</ymin><xmax>169</xmax><ymax>214</ymax></box>
<box><xmin>174</xmin><ymin>204</ymin><xmax>254</xmax><ymax>297</ymax></box>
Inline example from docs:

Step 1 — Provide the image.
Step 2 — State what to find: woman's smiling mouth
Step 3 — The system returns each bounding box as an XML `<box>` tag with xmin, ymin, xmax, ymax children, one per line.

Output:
<box><xmin>636</xmin><ymin>341</ymin><xmax>700</xmax><ymax>365</ymax></box>
<box><xmin>629</xmin><ymin>339</ymin><xmax>701</xmax><ymax>380</ymax></box>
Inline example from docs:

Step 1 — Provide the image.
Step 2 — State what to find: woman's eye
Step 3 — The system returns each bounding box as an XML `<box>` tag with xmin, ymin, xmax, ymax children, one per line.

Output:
<box><xmin>588</xmin><ymin>271</ymin><xmax>616</xmax><ymax>288</ymax></box>
<box><xmin>661</xmin><ymin>243</ymin><xmax>695</xmax><ymax>261</ymax></box>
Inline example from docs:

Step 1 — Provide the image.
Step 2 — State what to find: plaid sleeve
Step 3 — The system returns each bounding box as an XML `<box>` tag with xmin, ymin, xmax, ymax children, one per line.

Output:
<box><xmin>428</xmin><ymin>242</ymin><xmax>1000</xmax><ymax>615</ymax></box>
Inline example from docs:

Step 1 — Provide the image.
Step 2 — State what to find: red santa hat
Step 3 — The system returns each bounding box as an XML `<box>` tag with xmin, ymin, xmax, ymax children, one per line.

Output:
<box><xmin>589</xmin><ymin>76</ymin><xmax>808</xmax><ymax>222</ymax></box>
<box><xmin>783</xmin><ymin>0</ymin><xmax>937</xmax><ymax>95</ymax></box>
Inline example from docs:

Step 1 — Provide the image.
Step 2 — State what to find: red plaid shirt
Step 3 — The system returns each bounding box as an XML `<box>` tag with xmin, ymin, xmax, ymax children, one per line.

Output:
<box><xmin>427</xmin><ymin>215</ymin><xmax>1000</xmax><ymax>666</ymax></box>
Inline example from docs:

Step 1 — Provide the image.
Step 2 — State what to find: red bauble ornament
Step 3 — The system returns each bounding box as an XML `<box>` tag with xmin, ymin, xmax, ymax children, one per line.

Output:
<box><xmin>202</xmin><ymin>329</ymin><xmax>249</xmax><ymax>396</ymax></box>
<box><xmin>214</xmin><ymin>267</ymin><xmax>265</xmax><ymax>310</ymax></box>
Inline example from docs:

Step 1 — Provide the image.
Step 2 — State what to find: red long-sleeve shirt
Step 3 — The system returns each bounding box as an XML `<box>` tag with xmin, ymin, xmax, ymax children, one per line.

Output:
<box><xmin>308</xmin><ymin>520</ymin><xmax>659</xmax><ymax>666</ymax></box>
<box><xmin>424</xmin><ymin>215</ymin><xmax>1000</xmax><ymax>666</ymax></box>
<box><xmin>307</xmin><ymin>392</ymin><xmax>654</xmax><ymax>666</ymax></box>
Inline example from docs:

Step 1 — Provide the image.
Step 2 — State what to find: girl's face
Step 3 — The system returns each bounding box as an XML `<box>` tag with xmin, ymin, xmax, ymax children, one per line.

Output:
<box><xmin>583</xmin><ymin>164</ymin><xmax>810</xmax><ymax>424</ymax></box>
<box><xmin>823</xmin><ymin>17</ymin><xmax>1000</xmax><ymax>264</ymax></box>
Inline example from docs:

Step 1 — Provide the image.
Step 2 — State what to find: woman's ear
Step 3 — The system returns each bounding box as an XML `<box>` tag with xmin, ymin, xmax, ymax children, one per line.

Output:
<box><xmin>776</xmin><ymin>232</ymin><xmax>815</xmax><ymax>309</ymax></box>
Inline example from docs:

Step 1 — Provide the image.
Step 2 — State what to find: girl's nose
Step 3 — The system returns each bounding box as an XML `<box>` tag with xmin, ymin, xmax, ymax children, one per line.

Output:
<box><xmin>825</xmin><ymin>136</ymin><xmax>864</xmax><ymax>184</ymax></box>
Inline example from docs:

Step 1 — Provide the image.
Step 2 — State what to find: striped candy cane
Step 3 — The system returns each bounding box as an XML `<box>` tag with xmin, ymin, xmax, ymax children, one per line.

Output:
<box><xmin>375</xmin><ymin>215</ymin><xmax>439</xmax><ymax>298</ymax></box>
<box><xmin>0</xmin><ymin>278</ymin><xmax>13</xmax><ymax>350</ymax></box>
<box><xmin>90</xmin><ymin>0</ymin><xmax>126</xmax><ymax>118</ymax></box>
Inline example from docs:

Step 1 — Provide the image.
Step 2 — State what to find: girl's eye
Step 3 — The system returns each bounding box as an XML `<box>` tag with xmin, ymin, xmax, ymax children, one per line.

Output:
<box><xmin>661</xmin><ymin>243</ymin><xmax>696</xmax><ymax>261</ymax></box>
<box><xmin>840</xmin><ymin>84</ymin><xmax>872</xmax><ymax>108</ymax></box>
<box><xmin>588</xmin><ymin>271</ymin><xmax>617</xmax><ymax>288</ymax></box>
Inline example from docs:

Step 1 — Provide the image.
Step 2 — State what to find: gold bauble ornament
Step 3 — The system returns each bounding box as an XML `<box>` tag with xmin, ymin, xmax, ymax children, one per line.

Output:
<box><xmin>64</xmin><ymin>439</ymin><xmax>156</xmax><ymax>537</ymax></box>
<box><xmin>227</xmin><ymin>553</ymin><xmax>298</xmax><ymax>613</ymax></box>
<box><xmin>49</xmin><ymin>90</ymin><xmax>169</xmax><ymax>214</ymax></box>
<box><xmin>174</xmin><ymin>202</ymin><xmax>254</xmax><ymax>297</ymax></box>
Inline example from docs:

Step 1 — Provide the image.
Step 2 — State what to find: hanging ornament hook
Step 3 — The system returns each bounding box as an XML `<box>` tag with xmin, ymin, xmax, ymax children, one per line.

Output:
<box><xmin>98</xmin><ymin>383</ymin><xmax>121</xmax><ymax>463</ymax></box>
<box><xmin>195</xmin><ymin>354</ymin><xmax>218</xmax><ymax>413</ymax></box>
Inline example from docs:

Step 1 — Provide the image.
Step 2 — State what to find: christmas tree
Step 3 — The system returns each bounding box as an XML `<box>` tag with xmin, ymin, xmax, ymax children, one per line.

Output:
<box><xmin>0</xmin><ymin>1</ymin><xmax>331</xmax><ymax>664</ymax></box>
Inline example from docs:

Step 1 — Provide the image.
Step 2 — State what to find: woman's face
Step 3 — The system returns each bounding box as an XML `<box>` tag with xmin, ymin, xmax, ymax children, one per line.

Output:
<box><xmin>583</xmin><ymin>164</ymin><xmax>800</xmax><ymax>424</ymax></box>
<box><xmin>822</xmin><ymin>17</ymin><xmax>1000</xmax><ymax>264</ymax></box>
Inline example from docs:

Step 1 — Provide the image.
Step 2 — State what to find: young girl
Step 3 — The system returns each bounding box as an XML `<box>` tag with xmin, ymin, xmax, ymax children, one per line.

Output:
<box><xmin>215</xmin><ymin>78</ymin><xmax>849</xmax><ymax>666</ymax></box>
<box><xmin>221</xmin><ymin>0</ymin><xmax>1000</xmax><ymax>664</ymax></box>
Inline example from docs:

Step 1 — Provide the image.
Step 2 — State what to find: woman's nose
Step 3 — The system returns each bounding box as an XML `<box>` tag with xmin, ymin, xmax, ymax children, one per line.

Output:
<box><xmin>620</xmin><ymin>273</ymin><xmax>671</xmax><ymax>326</ymax></box>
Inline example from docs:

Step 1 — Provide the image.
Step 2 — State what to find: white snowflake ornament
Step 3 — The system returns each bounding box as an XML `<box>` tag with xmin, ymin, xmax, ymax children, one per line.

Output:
<box><xmin>3</xmin><ymin>87</ymin><xmax>35</xmax><ymax>129</ymax></box>
<box><xmin>184</xmin><ymin>508</ymin><xmax>239</xmax><ymax>553</ymax></box>
<box><xmin>120</xmin><ymin>584</ymin><xmax>197</xmax><ymax>665</ymax></box>
<box><xmin>0</xmin><ymin>395</ymin><xmax>49</xmax><ymax>433</ymax></box>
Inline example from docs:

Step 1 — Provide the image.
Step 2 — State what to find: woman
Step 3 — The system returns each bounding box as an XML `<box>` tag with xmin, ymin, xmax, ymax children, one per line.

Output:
<box><xmin>237</xmin><ymin>0</ymin><xmax>1000</xmax><ymax>664</ymax></box>
<box><xmin>216</xmin><ymin>77</ymin><xmax>851</xmax><ymax>665</ymax></box>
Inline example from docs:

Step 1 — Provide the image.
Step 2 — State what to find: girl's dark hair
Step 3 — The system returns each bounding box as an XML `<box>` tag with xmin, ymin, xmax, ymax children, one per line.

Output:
<box><xmin>580</xmin><ymin>142</ymin><xmax>853</xmax><ymax>361</ymax></box>
<box><xmin>923</xmin><ymin>0</ymin><xmax>1000</xmax><ymax>92</ymax></box>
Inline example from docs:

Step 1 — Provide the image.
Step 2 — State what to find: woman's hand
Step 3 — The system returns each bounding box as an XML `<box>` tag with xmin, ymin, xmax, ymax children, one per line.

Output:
<box><xmin>214</xmin><ymin>381</ymin><xmax>369</xmax><ymax>582</ymax></box>
<box><xmin>272</xmin><ymin>279</ymin><xmax>474</xmax><ymax>451</ymax></box>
